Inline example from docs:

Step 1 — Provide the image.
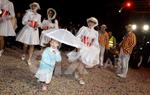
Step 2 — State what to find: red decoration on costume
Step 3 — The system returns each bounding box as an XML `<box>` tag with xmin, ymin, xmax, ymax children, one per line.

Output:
<box><xmin>29</xmin><ymin>20</ymin><xmax>38</xmax><ymax>28</ymax></box>
<box><xmin>81</xmin><ymin>35</ymin><xmax>90</xmax><ymax>46</ymax></box>
<box><xmin>0</xmin><ymin>9</ymin><xmax>10</xmax><ymax>17</ymax></box>
<box><xmin>42</xmin><ymin>26</ymin><xmax>49</xmax><ymax>30</ymax></box>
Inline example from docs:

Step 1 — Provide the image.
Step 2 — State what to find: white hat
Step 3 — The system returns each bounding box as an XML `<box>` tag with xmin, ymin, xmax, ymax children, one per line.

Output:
<box><xmin>47</xmin><ymin>8</ymin><xmax>57</xmax><ymax>20</ymax></box>
<box><xmin>101</xmin><ymin>24</ymin><xmax>107</xmax><ymax>29</ymax></box>
<box><xmin>29</xmin><ymin>2</ymin><xmax>40</xmax><ymax>10</ymax></box>
<box><xmin>87</xmin><ymin>17</ymin><xmax>98</xmax><ymax>27</ymax></box>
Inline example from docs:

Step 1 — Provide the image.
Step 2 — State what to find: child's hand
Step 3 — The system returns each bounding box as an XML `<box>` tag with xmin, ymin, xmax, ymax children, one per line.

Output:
<box><xmin>52</xmin><ymin>50</ymin><xmax>56</xmax><ymax>54</ymax></box>
<box><xmin>76</xmin><ymin>48</ymin><xmax>80</xmax><ymax>52</ymax></box>
<box><xmin>42</xmin><ymin>26</ymin><xmax>49</xmax><ymax>30</ymax></box>
<box><xmin>52</xmin><ymin>49</ymin><xmax>60</xmax><ymax>55</ymax></box>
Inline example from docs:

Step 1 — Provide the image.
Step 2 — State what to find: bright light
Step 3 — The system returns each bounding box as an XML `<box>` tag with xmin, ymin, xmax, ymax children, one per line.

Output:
<box><xmin>132</xmin><ymin>24</ymin><xmax>137</xmax><ymax>30</ymax></box>
<box><xmin>119</xmin><ymin>9</ymin><xmax>122</xmax><ymax>13</ymax></box>
<box><xmin>125</xmin><ymin>1</ymin><xmax>132</xmax><ymax>8</ymax></box>
<box><xmin>118</xmin><ymin>7</ymin><xmax>123</xmax><ymax>13</ymax></box>
<box><xmin>143</xmin><ymin>24</ymin><xmax>149</xmax><ymax>31</ymax></box>
<box><xmin>126</xmin><ymin>2</ymin><xmax>131</xmax><ymax>7</ymax></box>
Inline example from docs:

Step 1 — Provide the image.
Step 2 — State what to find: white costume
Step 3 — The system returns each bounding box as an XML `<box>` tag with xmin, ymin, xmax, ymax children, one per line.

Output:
<box><xmin>40</xmin><ymin>19</ymin><xmax>58</xmax><ymax>46</ymax></box>
<box><xmin>0</xmin><ymin>0</ymin><xmax>16</xmax><ymax>36</ymax></box>
<box><xmin>16</xmin><ymin>9</ymin><xmax>41</xmax><ymax>45</ymax></box>
<box><xmin>78</xmin><ymin>26</ymin><xmax>100</xmax><ymax>67</ymax></box>
<box><xmin>40</xmin><ymin>8</ymin><xmax>58</xmax><ymax>47</ymax></box>
<box><xmin>68</xmin><ymin>26</ymin><xmax>100</xmax><ymax>68</ymax></box>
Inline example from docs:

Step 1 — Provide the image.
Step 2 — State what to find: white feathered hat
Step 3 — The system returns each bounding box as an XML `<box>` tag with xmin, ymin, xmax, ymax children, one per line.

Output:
<box><xmin>47</xmin><ymin>8</ymin><xmax>57</xmax><ymax>20</ymax></box>
<box><xmin>87</xmin><ymin>17</ymin><xmax>98</xmax><ymax>27</ymax></box>
<box><xmin>29</xmin><ymin>2</ymin><xmax>40</xmax><ymax>10</ymax></box>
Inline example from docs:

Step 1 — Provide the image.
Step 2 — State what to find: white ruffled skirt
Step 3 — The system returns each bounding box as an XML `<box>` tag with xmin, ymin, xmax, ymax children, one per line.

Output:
<box><xmin>0</xmin><ymin>19</ymin><xmax>16</xmax><ymax>36</ymax></box>
<box><xmin>67</xmin><ymin>46</ymin><xmax>100</xmax><ymax>67</ymax></box>
<box><xmin>16</xmin><ymin>26</ymin><xmax>39</xmax><ymax>45</ymax></box>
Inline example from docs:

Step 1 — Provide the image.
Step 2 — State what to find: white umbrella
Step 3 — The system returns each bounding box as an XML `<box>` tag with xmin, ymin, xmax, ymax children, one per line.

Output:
<box><xmin>45</xmin><ymin>29</ymin><xmax>83</xmax><ymax>48</ymax></box>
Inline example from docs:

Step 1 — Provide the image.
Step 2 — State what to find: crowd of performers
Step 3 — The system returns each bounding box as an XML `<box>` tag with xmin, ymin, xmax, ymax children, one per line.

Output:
<box><xmin>0</xmin><ymin>1</ymin><xmax>137</xmax><ymax>91</ymax></box>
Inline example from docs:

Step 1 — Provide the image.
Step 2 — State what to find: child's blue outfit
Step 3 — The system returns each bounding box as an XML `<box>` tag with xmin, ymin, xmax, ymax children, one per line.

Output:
<box><xmin>35</xmin><ymin>47</ymin><xmax>61</xmax><ymax>84</ymax></box>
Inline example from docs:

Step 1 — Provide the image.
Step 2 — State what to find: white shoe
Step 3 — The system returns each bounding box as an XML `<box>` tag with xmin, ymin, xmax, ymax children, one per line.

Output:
<box><xmin>79</xmin><ymin>79</ymin><xmax>85</xmax><ymax>85</ymax></box>
<box><xmin>0</xmin><ymin>49</ymin><xmax>4</xmax><ymax>57</ymax></box>
<box><xmin>104</xmin><ymin>64</ymin><xmax>108</xmax><ymax>68</ymax></box>
<box><xmin>42</xmin><ymin>85</ymin><xmax>47</xmax><ymax>91</ymax></box>
<box><xmin>74</xmin><ymin>72</ymin><xmax>79</xmax><ymax>80</ymax></box>
<box><xmin>117</xmin><ymin>74</ymin><xmax>126</xmax><ymax>78</ymax></box>
<box><xmin>114</xmin><ymin>65</ymin><xmax>118</xmax><ymax>69</ymax></box>
<box><xmin>99</xmin><ymin>63</ymin><xmax>104</xmax><ymax>67</ymax></box>
<box><xmin>85</xmin><ymin>65</ymin><xmax>93</xmax><ymax>69</ymax></box>
<box><xmin>98</xmin><ymin>64</ymin><xmax>104</xmax><ymax>68</ymax></box>
<box><xmin>21</xmin><ymin>54</ymin><xmax>26</xmax><ymax>61</ymax></box>
<box><xmin>27</xmin><ymin>60</ymin><xmax>32</xmax><ymax>65</ymax></box>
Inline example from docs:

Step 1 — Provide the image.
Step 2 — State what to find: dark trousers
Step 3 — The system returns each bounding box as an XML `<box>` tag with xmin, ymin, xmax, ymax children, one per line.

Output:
<box><xmin>104</xmin><ymin>50</ymin><xmax>115</xmax><ymax>66</ymax></box>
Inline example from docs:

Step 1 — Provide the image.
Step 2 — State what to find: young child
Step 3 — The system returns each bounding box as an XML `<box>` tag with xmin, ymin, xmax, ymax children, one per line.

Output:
<box><xmin>35</xmin><ymin>39</ymin><xmax>62</xmax><ymax>91</ymax></box>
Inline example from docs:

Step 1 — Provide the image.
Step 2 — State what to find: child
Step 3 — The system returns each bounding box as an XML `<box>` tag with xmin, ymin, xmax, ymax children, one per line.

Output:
<box><xmin>35</xmin><ymin>39</ymin><xmax>62</xmax><ymax>91</ymax></box>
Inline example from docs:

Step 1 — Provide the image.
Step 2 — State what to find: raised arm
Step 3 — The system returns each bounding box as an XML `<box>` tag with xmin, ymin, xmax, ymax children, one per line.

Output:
<box><xmin>55</xmin><ymin>50</ymin><xmax>62</xmax><ymax>62</ymax></box>
<box><xmin>9</xmin><ymin>2</ymin><xmax>15</xmax><ymax>18</ymax></box>
<box><xmin>54</xmin><ymin>19</ymin><xmax>59</xmax><ymax>29</ymax></box>
<box><xmin>76</xmin><ymin>26</ymin><xmax>86</xmax><ymax>40</ymax></box>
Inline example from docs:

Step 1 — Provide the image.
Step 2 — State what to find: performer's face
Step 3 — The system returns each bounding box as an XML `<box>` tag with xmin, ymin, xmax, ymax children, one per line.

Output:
<box><xmin>31</xmin><ymin>4</ymin><xmax>38</xmax><ymax>12</ymax></box>
<box><xmin>109</xmin><ymin>32</ymin><xmax>112</xmax><ymax>37</ymax></box>
<box><xmin>87</xmin><ymin>21</ymin><xmax>96</xmax><ymax>28</ymax></box>
<box><xmin>48</xmin><ymin>10</ymin><xmax>54</xmax><ymax>18</ymax></box>
<box><xmin>50</xmin><ymin>39</ymin><xmax>59</xmax><ymax>49</ymax></box>
<box><xmin>100</xmin><ymin>26</ymin><xmax>106</xmax><ymax>32</ymax></box>
<box><xmin>125</xmin><ymin>25</ymin><xmax>132</xmax><ymax>32</ymax></box>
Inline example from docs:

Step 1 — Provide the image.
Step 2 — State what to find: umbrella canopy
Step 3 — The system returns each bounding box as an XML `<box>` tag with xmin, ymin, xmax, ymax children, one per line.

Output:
<box><xmin>45</xmin><ymin>29</ymin><xmax>84</xmax><ymax>48</ymax></box>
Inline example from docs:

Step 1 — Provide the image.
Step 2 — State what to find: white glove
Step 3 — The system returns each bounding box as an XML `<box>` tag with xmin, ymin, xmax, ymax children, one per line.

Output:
<box><xmin>0</xmin><ymin>16</ymin><xmax>6</xmax><ymax>22</ymax></box>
